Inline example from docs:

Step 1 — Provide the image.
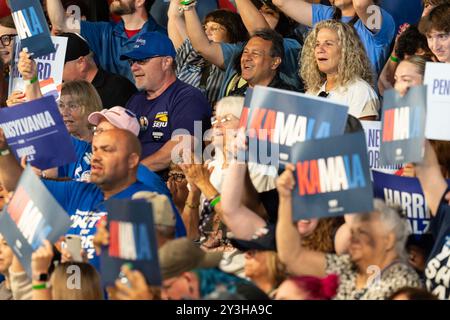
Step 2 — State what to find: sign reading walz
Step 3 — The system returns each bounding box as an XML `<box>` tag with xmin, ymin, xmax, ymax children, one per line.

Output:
<box><xmin>10</xmin><ymin>0</ymin><xmax>55</xmax><ymax>57</ymax></box>
<box><xmin>379</xmin><ymin>86</ymin><xmax>426</xmax><ymax>166</ymax></box>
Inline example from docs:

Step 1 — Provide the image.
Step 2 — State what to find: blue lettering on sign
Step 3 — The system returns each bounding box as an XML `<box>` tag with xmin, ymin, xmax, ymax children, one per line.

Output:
<box><xmin>432</xmin><ymin>79</ymin><xmax>450</xmax><ymax>96</ymax></box>
<box><xmin>12</xmin><ymin>6</ymin><xmax>44</xmax><ymax>39</ymax></box>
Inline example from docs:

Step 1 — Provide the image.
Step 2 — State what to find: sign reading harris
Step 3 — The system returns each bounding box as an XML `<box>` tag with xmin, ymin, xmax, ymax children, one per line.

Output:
<box><xmin>361</xmin><ymin>121</ymin><xmax>401</xmax><ymax>174</ymax></box>
<box><xmin>372</xmin><ymin>170</ymin><xmax>436</xmax><ymax>235</ymax></box>
<box><xmin>0</xmin><ymin>166</ymin><xmax>72</xmax><ymax>278</ymax></box>
<box><xmin>380</xmin><ymin>86</ymin><xmax>426</xmax><ymax>166</ymax></box>
<box><xmin>290</xmin><ymin>132</ymin><xmax>373</xmax><ymax>220</ymax></box>
<box><xmin>9</xmin><ymin>0</ymin><xmax>55</xmax><ymax>58</ymax></box>
<box><xmin>239</xmin><ymin>86</ymin><xmax>348</xmax><ymax>167</ymax></box>
<box><xmin>424</xmin><ymin>62</ymin><xmax>450</xmax><ymax>140</ymax></box>
<box><xmin>0</xmin><ymin>96</ymin><xmax>77</xmax><ymax>170</ymax></box>
<box><xmin>9</xmin><ymin>36</ymin><xmax>68</xmax><ymax>100</ymax></box>
<box><xmin>101</xmin><ymin>199</ymin><xmax>161</xmax><ymax>286</ymax></box>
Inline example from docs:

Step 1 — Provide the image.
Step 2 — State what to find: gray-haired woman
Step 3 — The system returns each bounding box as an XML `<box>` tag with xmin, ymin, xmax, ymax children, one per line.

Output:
<box><xmin>276</xmin><ymin>164</ymin><xmax>422</xmax><ymax>300</ymax></box>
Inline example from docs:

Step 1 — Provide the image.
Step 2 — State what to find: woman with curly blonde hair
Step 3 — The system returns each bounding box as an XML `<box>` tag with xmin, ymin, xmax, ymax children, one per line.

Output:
<box><xmin>301</xmin><ymin>20</ymin><xmax>380</xmax><ymax>120</ymax></box>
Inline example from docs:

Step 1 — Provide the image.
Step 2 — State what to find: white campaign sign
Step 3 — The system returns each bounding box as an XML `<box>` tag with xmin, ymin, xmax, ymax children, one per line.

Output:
<box><xmin>9</xmin><ymin>36</ymin><xmax>68</xmax><ymax>100</ymax></box>
<box><xmin>424</xmin><ymin>62</ymin><xmax>450</xmax><ymax>140</ymax></box>
<box><xmin>361</xmin><ymin>120</ymin><xmax>401</xmax><ymax>174</ymax></box>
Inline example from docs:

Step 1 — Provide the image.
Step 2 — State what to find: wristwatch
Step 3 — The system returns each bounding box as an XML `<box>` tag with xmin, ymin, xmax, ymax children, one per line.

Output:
<box><xmin>33</xmin><ymin>273</ymin><xmax>49</xmax><ymax>282</ymax></box>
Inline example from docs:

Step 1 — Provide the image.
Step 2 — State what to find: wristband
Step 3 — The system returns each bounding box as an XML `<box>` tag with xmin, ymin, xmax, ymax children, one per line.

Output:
<box><xmin>32</xmin><ymin>282</ymin><xmax>50</xmax><ymax>290</ymax></box>
<box><xmin>24</xmin><ymin>76</ymin><xmax>38</xmax><ymax>86</ymax></box>
<box><xmin>209</xmin><ymin>195</ymin><xmax>221</xmax><ymax>208</ymax></box>
<box><xmin>390</xmin><ymin>55</ymin><xmax>399</xmax><ymax>63</ymax></box>
<box><xmin>0</xmin><ymin>148</ymin><xmax>10</xmax><ymax>156</ymax></box>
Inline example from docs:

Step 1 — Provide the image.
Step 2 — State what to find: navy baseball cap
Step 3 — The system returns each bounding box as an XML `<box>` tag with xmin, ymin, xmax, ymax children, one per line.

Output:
<box><xmin>120</xmin><ymin>32</ymin><xmax>176</xmax><ymax>61</ymax></box>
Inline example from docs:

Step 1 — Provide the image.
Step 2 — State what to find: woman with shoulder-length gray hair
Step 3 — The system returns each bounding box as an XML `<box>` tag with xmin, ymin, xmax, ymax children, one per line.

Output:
<box><xmin>300</xmin><ymin>20</ymin><xmax>380</xmax><ymax>121</ymax></box>
<box><xmin>276</xmin><ymin>165</ymin><xmax>422</xmax><ymax>300</ymax></box>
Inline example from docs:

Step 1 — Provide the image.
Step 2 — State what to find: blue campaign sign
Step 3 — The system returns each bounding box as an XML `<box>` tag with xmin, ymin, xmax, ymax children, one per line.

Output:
<box><xmin>10</xmin><ymin>0</ymin><xmax>55</xmax><ymax>57</ymax></box>
<box><xmin>290</xmin><ymin>131</ymin><xmax>373</xmax><ymax>220</ymax></box>
<box><xmin>0</xmin><ymin>96</ymin><xmax>76</xmax><ymax>170</ymax></box>
<box><xmin>0</xmin><ymin>166</ymin><xmax>72</xmax><ymax>278</ymax></box>
<box><xmin>380</xmin><ymin>86</ymin><xmax>426</xmax><ymax>166</ymax></box>
<box><xmin>372</xmin><ymin>171</ymin><xmax>450</xmax><ymax>236</ymax></box>
<box><xmin>239</xmin><ymin>86</ymin><xmax>348</xmax><ymax>167</ymax></box>
<box><xmin>101</xmin><ymin>199</ymin><xmax>161</xmax><ymax>286</ymax></box>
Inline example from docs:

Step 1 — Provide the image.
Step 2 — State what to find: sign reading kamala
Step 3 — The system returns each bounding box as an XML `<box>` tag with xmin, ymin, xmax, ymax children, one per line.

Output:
<box><xmin>361</xmin><ymin>121</ymin><xmax>401</xmax><ymax>174</ymax></box>
<box><xmin>0</xmin><ymin>96</ymin><xmax>76</xmax><ymax>170</ymax></box>
<box><xmin>372</xmin><ymin>171</ymin><xmax>439</xmax><ymax>235</ymax></box>
<box><xmin>290</xmin><ymin>132</ymin><xmax>373</xmax><ymax>220</ymax></box>
<box><xmin>239</xmin><ymin>86</ymin><xmax>348</xmax><ymax>167</ymax></box>
<box><xmin>380</xmin><ymin>86</ymin><xmax>426</xmax><ymax>166</ymax></box>
<box><xmin>9</xmin><ymin>0</ymin><xmax>55</xmax><ymax>57</ymax></box>
<box><xmin>101</xmin><ymin>199</ymin><xmax>161</xmax><ymax>286</ymax></box>
<box><xmin>424</xmin><ymin>62</ymin><xmax>450</xmax><ymax>140</ymax></box>
<box><xmin>9</xmin><ymin>36</ymin><xmax>68</xmax><ymax>100</ymax></box>
<box><xmin>0</xmin><ymin>166</ymin><xmax>72</xmax><ymax>278</ymax></box>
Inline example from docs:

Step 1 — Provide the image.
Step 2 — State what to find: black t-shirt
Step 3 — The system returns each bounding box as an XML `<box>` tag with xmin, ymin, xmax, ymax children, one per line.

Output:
<box><xmin>92</xmin><ymin>68</ymin><xmax>137</xmax><ymax>109</ymax></box>
<box><xmin>425</xmin><ymin>189</ymin><xmax>450</xmax><ymax>299</ymax></box>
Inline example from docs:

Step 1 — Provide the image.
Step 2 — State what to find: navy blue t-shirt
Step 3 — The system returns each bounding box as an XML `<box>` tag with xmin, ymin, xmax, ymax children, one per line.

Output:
<box><xmin>425</xmin><ymin>191</ymin><xmax>450</xmax><ymax>300</ymax></box>
<box><xmin>43</xmin><ymin>180</ymin><xmax>186</xmax><ymax>269</ymax></box>
<box><xmin>126</xmin><ymin>79</ymin><xmax>212</xmax><ymax>158</ymax></box>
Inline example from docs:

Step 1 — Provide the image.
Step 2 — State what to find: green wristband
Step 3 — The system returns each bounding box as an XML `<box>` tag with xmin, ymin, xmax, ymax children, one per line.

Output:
<box><xmin>390</xmin><ymin>55</ymin><xmax>399</xmax><ymax>63</ymax></box>
<box><xmin>210</xmin><ymin>195</ymin><xmax>221</xmax><ymax>208</ymax></box>
<box><xmin>32</xmin><ymin>283</ymin><xmax>50</xmax><ymax>290</ymax></box>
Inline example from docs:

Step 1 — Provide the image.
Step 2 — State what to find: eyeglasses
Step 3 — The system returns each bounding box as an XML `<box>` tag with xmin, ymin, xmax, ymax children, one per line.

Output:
<box><xmin>168</xmin><ymin>172</ymin><xmax>186</xmax><ymax>182</ymax></box>
<box><xmin>127</xmin><ymin>56</ymin><xmax>161</xmax><ymax>67</ymax></box>
<box><xmin>211</xmin><ymin>114</ymin><xmax>237</xmax><ymax>126</ymax></box>
<box><xmin>318</xmin><ymin>91</ymin><xmax>329</xmax><ymax>98</ymax></box>
<box><xmin>0</xmin><ymin>34</ymin><xmax>17</xmax><ymax>47</ymax></box>
<box><xmin>58</xmin><ymin>101</ymin><xmax>82</xmax><ymax>111</ymax></box>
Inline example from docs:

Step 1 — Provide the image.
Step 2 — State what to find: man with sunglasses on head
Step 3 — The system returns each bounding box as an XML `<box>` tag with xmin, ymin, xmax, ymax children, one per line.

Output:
<box><xmin>121</xmin><ymin>32</ymin><xmax>211</xmax><ymax>179</ymax></box>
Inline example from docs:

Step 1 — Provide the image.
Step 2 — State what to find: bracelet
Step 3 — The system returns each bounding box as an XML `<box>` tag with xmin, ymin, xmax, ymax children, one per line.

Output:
<box><xmin>32</xmin><ymin>282</ymin><xmax>50</xmax><ymax>290</ymax></box>
<box><xmin>0</xmin><ymin>148</ymin><xmax>10</xmax><ymax>156</ymax></box>
<box><xmin>390</xmin><ymin>55</ymin><xmax>399</xmax><ymax>63</ymax></box>
<box><xmin>178</xmin><ymin>0</ymin><xmax>196</xmax><ymax>12</ymax></box>
<box><xmin>24</xmin><ymin>76</ymin><xmax>38</xmax><ymax>86</ymax></box>
<box><xmin>185</xmin><ymin>201</ymin><xmax>200</xmax><ymax>209</ymax></box>
<box><xmin>209</xmin><ymin>195</ymin><xmax>221</xmax><ymax>209</ymax></box>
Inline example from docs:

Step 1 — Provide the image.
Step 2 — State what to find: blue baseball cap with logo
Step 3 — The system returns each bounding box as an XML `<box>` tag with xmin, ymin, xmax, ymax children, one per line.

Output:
<box><xmin>120</xmin><ymin>32</ymin><xmax>176</xmax><ymax>61</ymax></box>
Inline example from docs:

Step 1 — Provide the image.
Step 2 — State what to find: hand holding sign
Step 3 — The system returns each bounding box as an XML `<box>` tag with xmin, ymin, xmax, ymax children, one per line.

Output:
<box><xmin>31</xmin><ymin>239</ymin><xmax>54</xmax><ymax>276</ymax></box>
<box><xmin>6</xmin><ymin>91</ymin><xmax>26</xmax><ymax>107</ymax></box>
<box><xmin>18</xmin><ymin>49</ymin><xmax>38</xmax><ymax>81</ymax></box>
<box><xmin>107</xmin><ymin>264</ymin><xmax>157</xmax><ymax>300</ymax></box>
<box><xmin>276</xmin><ymin>163</ymin><xmax>296</xmax><ymax>199</ymax></box>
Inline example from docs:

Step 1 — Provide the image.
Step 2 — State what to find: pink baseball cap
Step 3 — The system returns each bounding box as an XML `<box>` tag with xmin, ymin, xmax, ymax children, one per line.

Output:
<box><xmin>88</xmin><ymin>106</ymin><xmax>140</xmax><ymax>136</ymax></box>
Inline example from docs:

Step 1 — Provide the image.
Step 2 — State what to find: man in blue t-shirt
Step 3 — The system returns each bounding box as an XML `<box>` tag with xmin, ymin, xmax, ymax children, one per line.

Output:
<box><xmin>45</xmin><ymin>0</ymin><xmax>166</xmax><ymax>82</ymax></box>
<box><xmin>0</xmin><ymin>128</ymin><xmax>186</xmax><ymax>269</ymax></box>
<box><xmin>121</xmin><ymin>32</ymin><xmax>212</xmax><ymax>177</ymax></box>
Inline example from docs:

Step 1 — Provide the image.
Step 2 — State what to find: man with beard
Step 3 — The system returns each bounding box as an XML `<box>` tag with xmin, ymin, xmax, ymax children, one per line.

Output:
<box><xmin>46</xmin><ymin>0</ymin><xmax>165</xmax><ymax>82</ymax></box>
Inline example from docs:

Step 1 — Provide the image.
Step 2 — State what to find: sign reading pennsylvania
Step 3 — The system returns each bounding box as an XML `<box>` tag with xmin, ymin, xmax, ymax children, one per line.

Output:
<box><xmin>372</xmin><ymin>170</ymin><xmax>437</xmax><ymax>235</ymax></box>
<box><xmin>380</xmin><ymin>86</ymin><xmax>426</xmax><ymax>165</ymax></box>
<box><xmin>10</xmin><ymin>0</ymin><xmax>55</xmax><ymax>57</ymax></box>
<box><xmin>290</xmin><ymin>132</ymin><xmax>373</xmax><ymax>220</ymax></box>
<box><xmin>0</xmin><ymin>166</ymin><xmax>72</xmax><ymax>278</ymax></box>
<box><xmin>239</xmin><ymin>86</ymin><xmax>348</xmax><ymax>167</ymax></box>
<box><xmin>0</xmin><ymin>96</ymin><xmax>77</xmax><ymax>170</ymax></box>
<box><xmin>101</xmin><ymin>199</ymin><xmax>161</xmax><ymax>286</ymax></box>
<box><xmin>424</xmin><ymin>62</ymin><xmax>450</xmax><ymax>140</ymax></box>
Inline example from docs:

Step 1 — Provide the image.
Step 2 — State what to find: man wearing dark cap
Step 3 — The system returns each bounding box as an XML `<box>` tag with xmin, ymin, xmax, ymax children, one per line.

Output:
<box><xmin>45</xmin><ymin>0</ymin><xmax>165</xmax><ymax>82</ymax></box>
<box><xmin>61</xmin><ymin>32</ymin><xmax>137</xmax><ymax>109</ymax></box>
<box><xmin>121</xmin><ymin>32</ymin><xmax>211</xmax><ymax>177</ymax></box>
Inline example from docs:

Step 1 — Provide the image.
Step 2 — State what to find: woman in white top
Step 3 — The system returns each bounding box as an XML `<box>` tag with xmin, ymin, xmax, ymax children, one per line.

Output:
<box><xmin>301</xmin><ymin>20</ymin><xmax>380</xmax><ymax>120</ymax></box>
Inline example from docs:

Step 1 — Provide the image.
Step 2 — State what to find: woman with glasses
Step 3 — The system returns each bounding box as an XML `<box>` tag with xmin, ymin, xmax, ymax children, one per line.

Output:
<box><xmin>0</xmin><ymin>15</ymin><xmax>16</xmax><ymax>67</ymax></box>
<box><xmin>168</xmin><ymin>0</ymin><xmax>249</xmax><ymax>106</ymax></box>
<box><xmin>59</xmin><ymin>80</ymin><xmax>103</xmax><ymax>143</ymax></box>
<box><xmin>301</xmin><ymin>20</ymin><xmax>380</xmax><ymax>120</ymax></box>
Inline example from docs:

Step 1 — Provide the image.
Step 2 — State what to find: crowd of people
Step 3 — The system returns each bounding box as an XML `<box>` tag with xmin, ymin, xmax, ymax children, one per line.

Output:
<box><xmin>0</xmin><ymin>0</ymin><xmax>449</xmax><ymax>300</ymax></box>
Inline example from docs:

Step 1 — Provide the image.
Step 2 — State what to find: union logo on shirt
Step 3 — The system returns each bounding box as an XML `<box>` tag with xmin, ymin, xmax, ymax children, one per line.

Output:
<box><xmin>153</xmin><ymin>112</ymin><xmax>169</xmax><ymax>128</ymax></box>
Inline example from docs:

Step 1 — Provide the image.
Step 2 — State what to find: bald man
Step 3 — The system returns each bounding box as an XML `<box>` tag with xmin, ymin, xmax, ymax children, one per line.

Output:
<box><xmin>0</xmin><ymin>128</ymin><xmax>185</xmax><ymax>268</ymax></box>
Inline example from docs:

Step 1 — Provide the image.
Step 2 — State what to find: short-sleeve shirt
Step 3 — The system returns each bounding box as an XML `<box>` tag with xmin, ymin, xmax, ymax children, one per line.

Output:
<box><xmin>176</xmin><ymin>38</ymin><xmax>224</xmax><ymax>106</ymax></box>
<box><xmin>325</xmin><ymin>254</ymin><xmax>421</xmax><ymax>299</ymax></box>
<box><xmin>312</xmin><ymin>78</ymin><xmax>380</xmax><ymax>119</ymax></box>
<box><xmin>58</xmin><ymin>136</ymin><xmax>92</xmax><ymax>182</ymax></box>
<box><xmin>125</xmin><ymin>79</ymin><xmax>212</xmax><ymax>158</ymax></box>
<box><xmin>312</xmin><ymin>4</ymin><xmax>396</xmax><ymax>76</ymax></box>
<box><xmin>43</xmin><ymin>180</ymin><xmax>186</xmax><ymax>269</ymax></box>
<box><xmin>425</xmin><ymin>191</ymin><xmax>450</xmax><ymax>299</ymax></box>
<box><xmin>219</xmin><ymin>38</ymin><xmax>302</xmax><ymax>99</ymax></box>
<box><xmin>80</xmin><ymin>18</ymin><xmax>167</xmax><ymax>82</ymax></box>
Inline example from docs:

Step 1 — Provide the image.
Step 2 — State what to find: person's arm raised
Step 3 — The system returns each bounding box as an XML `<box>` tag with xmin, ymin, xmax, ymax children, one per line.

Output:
<box><xmin>415</xmin><ymin>140</ymin><xmax>448</xmax><ymax>216</ymax></box>
<box><xmin>18</xmin><ymin>50</ymin><xmax>43</xmax><ymax>101</ymax></box>
<box><xmin>272</xmin><ymin>0</ymin><xmax>313</xmax><ymax>27</ymax></box>
<box><xmin>353</xmin><ymin>0</ymin><xmax>383</xmax><ymax>32</ymax></box>
<box><xmin>276</xmin><ymin>164</ymin><xmax>327</xmax><ymax>277</ymax></box>
<box><xmin>46</xmin><ymin>0</ymin><xmax>79</xmax><ymax>33</ymax></box>
<box><xmin>168</xmin><ymin>0</ymin><xmax>188</xmax><ymax>49</ymax></box>
<box><xmin>183</xmin><ymin>6</ymin><xmax>225</xmax><ymax>69</ymax></box>
<box><xmin>0</xmin><ymin>129</ymin><xmax>23</xmax><ymax>192</ymax></box>
<box><xmin>235</xmin><ymin>0</ymin><xmax>270</xmax><ymax>35</ymax></box>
